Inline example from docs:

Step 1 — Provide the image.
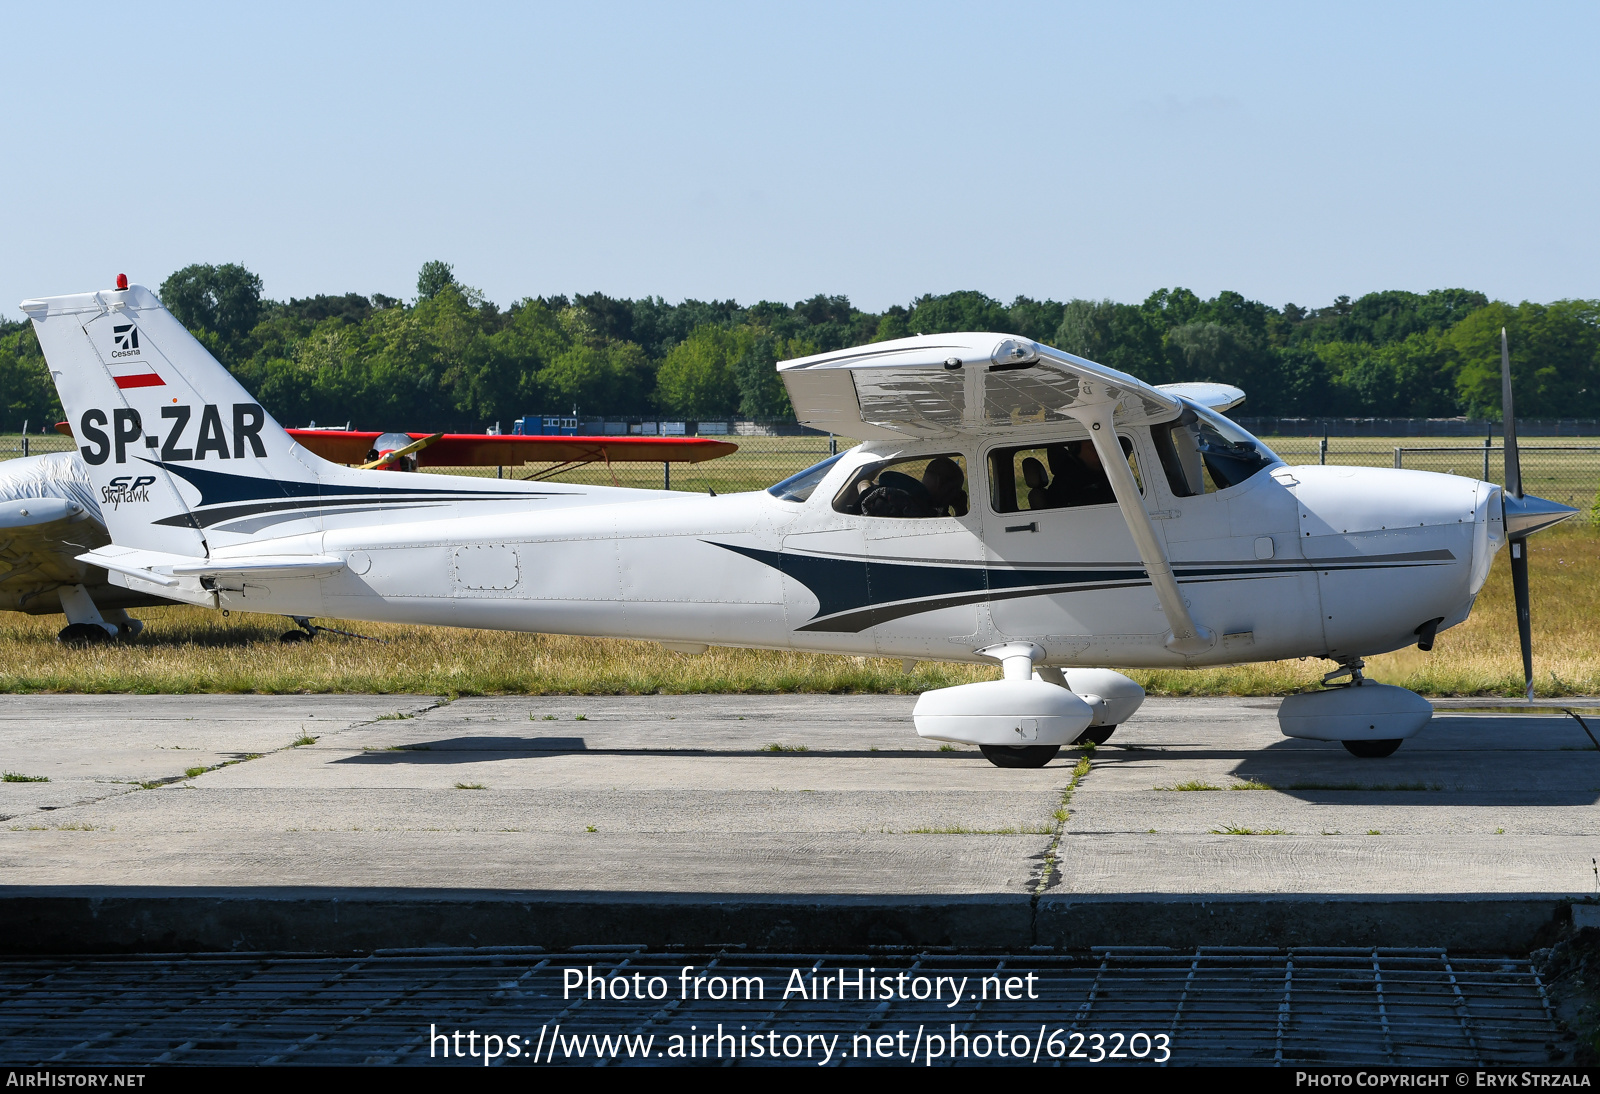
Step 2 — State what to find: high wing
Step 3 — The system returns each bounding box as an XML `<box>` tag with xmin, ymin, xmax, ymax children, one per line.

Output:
<box><xmin>285</xmin><ymin>430</ymin><xmax>740</xmax><ymax>467</ymax></box>
<box><xmin>777</xmin><ymin>332</ymin><xmax>1184</xmax><ymax>439</ymax></box>
<box><xmin>1155</xmin><ymin>382</ymin><xmax>1246</xmax><ymax>413</ymax></box>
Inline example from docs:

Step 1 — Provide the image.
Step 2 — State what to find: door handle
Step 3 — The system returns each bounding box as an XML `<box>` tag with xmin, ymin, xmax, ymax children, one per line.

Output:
<box><xmin>1004</xmin><ymin>521</ymin><xmax>1037</xmax><ymax>533</ymax></box>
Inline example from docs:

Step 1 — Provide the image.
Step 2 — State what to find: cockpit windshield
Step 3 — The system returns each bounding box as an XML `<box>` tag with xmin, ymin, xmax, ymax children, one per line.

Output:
<box><xmin>1151</xmin><ymin>401</ymin><xmax>1279</xmax><ymax>497</ymax></box>
<box><xmin>767</xmin><ymin>453</ymin><xmax>843</xmax><ymax>503</ymax></box>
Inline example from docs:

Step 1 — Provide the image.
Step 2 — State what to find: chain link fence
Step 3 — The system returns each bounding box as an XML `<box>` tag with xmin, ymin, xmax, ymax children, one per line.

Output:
<box><xmin>5</xmin><ymin>428</ymin><xmax>1597</xmax><ymax>514</ymax></box>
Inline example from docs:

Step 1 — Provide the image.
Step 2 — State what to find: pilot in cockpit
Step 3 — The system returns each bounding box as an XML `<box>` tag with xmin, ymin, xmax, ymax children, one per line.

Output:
<box><xmin>846</xmin><ymin>456</ymin><xmax>968</xmax><ymax>518</ymax></box>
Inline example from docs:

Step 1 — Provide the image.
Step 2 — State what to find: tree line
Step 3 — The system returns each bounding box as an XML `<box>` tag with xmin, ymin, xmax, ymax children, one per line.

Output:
<box><xmin>3</xmin><ymin>261</ymin><xmax>1597</xmax><ymax>432</ymax></box>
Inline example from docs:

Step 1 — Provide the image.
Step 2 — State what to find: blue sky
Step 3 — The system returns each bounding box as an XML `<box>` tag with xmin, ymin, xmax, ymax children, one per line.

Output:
<box><xmin>2</xmin><ymin>1</ymin><xmax>1596</xmax><ymax>318</ymax></box>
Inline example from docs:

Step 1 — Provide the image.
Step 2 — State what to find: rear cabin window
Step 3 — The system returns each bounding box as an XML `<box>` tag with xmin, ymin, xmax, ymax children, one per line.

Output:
<box><xmin>833</xmin><ymin>454</ymin><xmax>969</xmax><ymax>518</ymax></box>
<box><xmin>988</xmin><ymin>437</ymin><xmax>1142</xmax><ymax>514</ymax></box>
<box><xmin>1150</xmin><ymin>404</ymin><xmax>1277</xmax><ymax>498</ymax></box>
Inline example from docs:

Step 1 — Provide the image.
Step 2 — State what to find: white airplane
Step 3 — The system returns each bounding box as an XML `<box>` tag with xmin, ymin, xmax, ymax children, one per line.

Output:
<box><xmin>19</xmin><ymin>280</ymin><xmax>1576</xmax><ymax>766</ymax></box>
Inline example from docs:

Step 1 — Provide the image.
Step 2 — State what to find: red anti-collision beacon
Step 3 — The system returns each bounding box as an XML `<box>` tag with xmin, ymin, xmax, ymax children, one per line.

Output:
<box><xmin>115</xmin><ymin>273</ymin><xmax>128</xmax><ymax>290</ymax></box>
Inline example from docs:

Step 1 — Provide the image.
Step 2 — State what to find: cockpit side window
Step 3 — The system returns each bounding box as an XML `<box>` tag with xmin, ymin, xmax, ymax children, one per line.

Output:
<box><xmin>833</xmin><ymin>453</ymin><xmax>969</xmax><ymax>518</ymax></box>
<box><xmin>988</xmin><ymin>437</ymin><xmax>1142</xmax><ymax>515</ymax></box>
<box><xmin>1150</xmin><ymin>402</ymin><xmax>1278</xmax><ymax>498</ymax></box>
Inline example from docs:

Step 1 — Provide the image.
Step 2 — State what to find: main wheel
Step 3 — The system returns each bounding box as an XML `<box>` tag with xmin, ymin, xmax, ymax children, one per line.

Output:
<box><xmin>1342</xmin><ymin>739</ymin><xmax>1402</xmax><ymax>758</ymax></box>
<box><xmin>1074</xmin><ymin>724</ymin><xmax>1117</xmax><ymax>746</ymax></box>
<box><xmin>58</xmin><ymin>623</ymin><xmax>111</xmax><ymax>645</ymax></box>
<box><xmin>979</xmin><ymin>744</ymin><xmax>1061</xmax><ymax>769</ymax></box>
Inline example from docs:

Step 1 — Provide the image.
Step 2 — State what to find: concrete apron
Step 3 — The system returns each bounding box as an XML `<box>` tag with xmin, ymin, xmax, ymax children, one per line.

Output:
<box><xmin>0</xmin><ymin>693</ymin><xmax>1593</xmax><ymax>954</ymax></box>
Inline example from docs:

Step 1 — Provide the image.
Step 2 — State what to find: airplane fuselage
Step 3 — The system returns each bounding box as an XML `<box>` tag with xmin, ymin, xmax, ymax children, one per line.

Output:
<box><xmin>188</xmin><ymin>433</ymin><xmax>1501</xmax><ymax>669</ymax></box>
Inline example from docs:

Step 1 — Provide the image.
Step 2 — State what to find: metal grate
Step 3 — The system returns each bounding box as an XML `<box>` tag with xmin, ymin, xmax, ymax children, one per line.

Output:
<box><xmin>0</xmin><ymin>947</ymin><xmax>1564</xmax><ymax>1066</ymax></box>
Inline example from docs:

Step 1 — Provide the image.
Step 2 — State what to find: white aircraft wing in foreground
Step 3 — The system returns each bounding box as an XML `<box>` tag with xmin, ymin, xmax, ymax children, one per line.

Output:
<box><xmin>22</xmin><ymin>282</ymin><xmax>1577</xmax><ymax>766</ymax></box>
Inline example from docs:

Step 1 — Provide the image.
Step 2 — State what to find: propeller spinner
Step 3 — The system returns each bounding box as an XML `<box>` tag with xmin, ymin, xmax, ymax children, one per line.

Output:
<box><xmin>1497</xmin><ymin>327</ymin><xmax>1579</xmax><ymax>700</ymax></box>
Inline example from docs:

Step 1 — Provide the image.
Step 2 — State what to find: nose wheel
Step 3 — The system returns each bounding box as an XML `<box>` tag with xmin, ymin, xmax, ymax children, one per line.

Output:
<box><xmin>1342</xmin><ymin>739</ymin><xmax>1402</xmax><ymax>758</ymax></box>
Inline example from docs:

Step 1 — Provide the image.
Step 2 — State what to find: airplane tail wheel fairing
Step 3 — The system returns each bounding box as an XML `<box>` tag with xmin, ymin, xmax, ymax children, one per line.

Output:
<box><xmin>979</xmin><ymin>744</ymin><xmax>1061</xmax><ymax>768</ymax></box>
<box><xmin>1074</xmin><ymin>724</ymin><xmax>1117</xmax><ymax>746</ymax></box>
<box><xmin>1343</xmin><ymin>739</ymin><xmax>1402</xmax><ymax>758</ymax></box>
<box><xmin>279</xmin><ymin>630</ymin><xmax>312</xmax><ymax>644</ymax></box>
<box><xmin>57</xmin><ymin>623</ymin><xmax>111</xmax><ymax>645</ymax></box>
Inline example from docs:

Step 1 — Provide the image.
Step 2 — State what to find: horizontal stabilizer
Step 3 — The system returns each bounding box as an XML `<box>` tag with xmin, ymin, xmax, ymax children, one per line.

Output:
<box><xmin>170</xmin><ymin>555</ymin><xmax>346</xmax><ymax>578</ymax></box>
<box><xmin>76</xmin><ymin>546</ymin><xmax>187</xmax><ymax>587</ymax></box>
<box><xmin>77</xmin><ymin>546</ymin><xmax>345</xmax><ymax>586</ymax></box>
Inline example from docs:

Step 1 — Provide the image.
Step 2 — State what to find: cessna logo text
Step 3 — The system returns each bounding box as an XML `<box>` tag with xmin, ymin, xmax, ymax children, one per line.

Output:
<box><xmin>111</xmin><ymin>323</ymin><xmax>141</xmax><ymax>357</ymax></box>
<box><xmin>102</xmin><ymin>475</ymin><xmax>156</xmax><ymax>509</ymax></box>
<box><xmin>78</xmin><ymin>404</ymin><xmax>268</xmax><ymax>465</ymax></box>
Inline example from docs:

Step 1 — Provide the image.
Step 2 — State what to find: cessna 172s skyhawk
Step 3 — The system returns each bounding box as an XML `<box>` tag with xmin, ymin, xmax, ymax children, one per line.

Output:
<box><xmin>19</xmin><ymin>281</ymin><xmax>1577</xmax><ymax>766</ymax></box>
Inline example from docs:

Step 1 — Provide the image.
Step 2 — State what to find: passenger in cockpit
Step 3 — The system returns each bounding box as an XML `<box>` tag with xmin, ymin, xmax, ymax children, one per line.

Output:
<box><xmin>1046</xmin><ymin>441</ymin><xmax>1117</xmax><ymax>508</ymax></box>
<box><xmin>1021</xmin><ymin>456</ymin><xmax>1050</xmax><ymax>510</ymax></box>
<box><xmin>922</xmin><ymin>456</ymin><xmax>967</xmax><ymax>517</ymax></box>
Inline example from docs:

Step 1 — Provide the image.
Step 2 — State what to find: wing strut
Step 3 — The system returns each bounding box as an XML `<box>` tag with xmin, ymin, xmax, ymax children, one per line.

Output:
<box><xmin>1065</xmin><ymin>386</ymin><xmax>1214</xmax><ymax>656</ymax></box>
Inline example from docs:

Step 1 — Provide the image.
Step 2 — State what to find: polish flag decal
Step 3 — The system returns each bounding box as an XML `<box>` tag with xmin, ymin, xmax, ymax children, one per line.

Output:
<box><xmin>109</xmin><ymin>362</ymin><xmax>165</xmax><ymax>389</ymax></box>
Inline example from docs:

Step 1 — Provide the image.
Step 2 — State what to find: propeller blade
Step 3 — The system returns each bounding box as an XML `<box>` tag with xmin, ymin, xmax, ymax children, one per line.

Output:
<box><xmin>359</xmin><ymin>432</ymin><xmax>443</xmax><ymax>470</ymax></box>
<box><xmin>1509</xmin><ymin>536</ymin><xmax>1534</xmax><ymax>701</ymax></box>
<box><xmin>1500</xmin><ymin>327</ymin><xmax>1522</xmax><ymax>499</ymax></box>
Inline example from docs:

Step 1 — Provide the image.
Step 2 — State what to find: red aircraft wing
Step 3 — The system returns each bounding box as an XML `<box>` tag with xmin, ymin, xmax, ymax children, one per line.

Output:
<box><xmin>285</xmin><ymin>431</ymin><xmax>739</xmax><ymax>466</ymax></box>
<box><xmin>54</xmin><ymin>422</ymin><xmax>739</xmax><ymax>466</ymax></box>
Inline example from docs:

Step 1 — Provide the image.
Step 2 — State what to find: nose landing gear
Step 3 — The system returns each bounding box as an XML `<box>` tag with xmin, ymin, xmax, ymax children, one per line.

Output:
<box><xmin>1278</xmin><ymin>659</ymin><xmax>1432</xmax><ymax>758</ymax></box>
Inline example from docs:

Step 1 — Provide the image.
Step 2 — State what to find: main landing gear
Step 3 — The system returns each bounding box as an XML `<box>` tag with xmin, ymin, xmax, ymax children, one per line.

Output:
<box><xmin>55</xmin><ymin>585</ymin><xmax>142</xmax><ymax>645</ymax></box>
<box><xmin>978</xmin><ymin>721</ymin><xmax>1121</xmax><ymax>769</ymax></box>
<box><xmin>912</xmin><ymin>644</ymin><xmax>1146</xmax><ymax>768</ymax></box>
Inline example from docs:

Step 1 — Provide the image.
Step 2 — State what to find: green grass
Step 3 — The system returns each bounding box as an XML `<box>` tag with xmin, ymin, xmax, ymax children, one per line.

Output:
<box><xmin>764</xmin><ymin>743</ymin><xmax>808</xmax><ymax>752</ymax></box>
<box><xmin>184</xmin><ymin>766</ymin><xmax>207</xmax><ymax>778</ymax></box>
<box><xmin>1158</xmin><ymin>780</ymin><xmax>1223</xmax><ymax>791</ymax></box>
<box><xmin>454</xmin><ymin>782</ymin><xmax>486</xmax><ymax>790</ymax></box>
<box><xmin>1210</xmin><ymin>825</ymin><xmax>1290</xmax><ymax>835</ymax></box>
<box><xmin>2</xmin><ymin>772</ymin><xmax>49</xmax><ymax>783</ymax></box>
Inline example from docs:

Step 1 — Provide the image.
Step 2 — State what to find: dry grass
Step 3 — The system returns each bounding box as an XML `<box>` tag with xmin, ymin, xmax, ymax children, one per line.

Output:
<box><xmin>0</xmin><ymin>521</ymin><xmax>1592</xmax><ymax>696</ymax></box>
<box><xmin>1</xmin><ymin>431</ymin><xmax>1595</xmax><ymax>694</ymax></box>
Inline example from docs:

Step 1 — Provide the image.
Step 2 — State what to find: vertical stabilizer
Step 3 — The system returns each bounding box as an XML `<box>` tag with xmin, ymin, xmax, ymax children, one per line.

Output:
<box><xmin>22</xmin><ymin>283</ymin><xmax>316</xmax><ymax>556</ymax></box>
